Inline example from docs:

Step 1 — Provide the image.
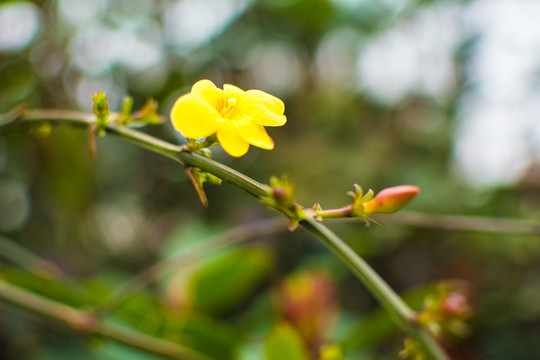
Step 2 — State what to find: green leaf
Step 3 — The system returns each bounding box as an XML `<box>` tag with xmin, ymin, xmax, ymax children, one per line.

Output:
<box><xmin>341</xmin><ymin>283</ymin><xmax>441</xmax><ymax>352</ymax></box>
<box><xmin>160</xmin><ymin>221</ymin><xmax>229</xmax><ymax>258</ymax></box>
<box><xmin>95</xmin><ymin>341</ymin><xmax>164</xmax><ymax>360</ymax></box>
<box><xmin>111</xmin><ymin>294</ymin><xmax>244</xmax><ymax>360</ymax></box>
<box><xmin>164</xmin><ymin>312</ymin><xmax>244</xmax><ymax>360</ymax></box>
<box><xmin>186</xmin><ymin>246</ymin><xmax>274</xmax><ymax>314</ymax></box>
<box><xmin>265</xmin><ymin>322</ymin><xmax>310</xmax><ymax>360</ymax></box>
<box><xmin>0</xmin><ymin>267</ymin><xmax>100</xmax><ymax>308</ymax></box>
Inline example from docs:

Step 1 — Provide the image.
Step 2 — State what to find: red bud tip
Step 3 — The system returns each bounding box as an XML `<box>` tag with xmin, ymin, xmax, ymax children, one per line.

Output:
<box><xmin>362</xmin><ymin>185</ymin><xmax>420</xmax><ymax>215</ymax></box>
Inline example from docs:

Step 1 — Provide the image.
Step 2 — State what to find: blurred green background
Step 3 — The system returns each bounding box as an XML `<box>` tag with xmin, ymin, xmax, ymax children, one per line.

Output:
<box><xmin>1</xmin><ymin>0</ymin><xmax>540</xmax><ymax>359</ymax></box>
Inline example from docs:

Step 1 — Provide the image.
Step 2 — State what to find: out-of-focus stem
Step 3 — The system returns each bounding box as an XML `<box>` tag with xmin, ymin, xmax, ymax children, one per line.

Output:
<box><xmin>0</xmin><ymin>235</ymin><xmax>64</xmax><ymax>278</ymax></box>
<box><xmin>302</xmin><ymin>217</ymin><xmax>448</xmax><ymax>359</ymax></box>
<box><xmin>378</xmin><ymin>211</ymin><xmax>540</xmax><ymax>235</ymax></box>
<box><xmin>0</xmin><ymin>279</ymin><xmax>210</xmax><ymax>360</ymax></box>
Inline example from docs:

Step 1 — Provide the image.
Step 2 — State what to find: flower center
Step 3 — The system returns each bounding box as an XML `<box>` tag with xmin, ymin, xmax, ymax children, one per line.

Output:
<box><xmin>220</xmin><ymin>97</ymin><xmax>238</xmax><ymax>120</ymax></box>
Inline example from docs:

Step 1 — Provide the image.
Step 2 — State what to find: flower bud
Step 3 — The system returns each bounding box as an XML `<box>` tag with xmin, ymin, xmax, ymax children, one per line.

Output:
<box><xmin>442</xmin><ymin>293</ymin><xmax>470</xmax><ymax>317</ymax></box>
<box><xmin>362</xmin><ymin>185</ymin><xmax>420</xmax><ymax>215</ymax></box>
<box><xmin>276</xmin><ymin>271</ymin><xmax>337</xmax><ymax>354</ymax></box>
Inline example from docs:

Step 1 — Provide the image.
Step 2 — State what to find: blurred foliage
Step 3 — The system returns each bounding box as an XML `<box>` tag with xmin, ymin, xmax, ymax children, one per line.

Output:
<box><xmin>1</xmin><ymin>0</ymin><xmax>540</xmax><ymax>359</ymax></box>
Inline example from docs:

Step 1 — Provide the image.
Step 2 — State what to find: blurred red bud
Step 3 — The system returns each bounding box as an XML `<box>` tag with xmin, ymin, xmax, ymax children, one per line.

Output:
<box><xmin>276</xmin><ymin>271</ymin><xmax>337</xmax><ymax>355</ymax></box>
<box><xmin>362</xmin><ymin>185</ymin><xmax>420</xmax><ymax>215</ymax></box>
<box><xmin>443</xmin><ymin>293</ymin><xmax>470</xmax><ymax>317</ymax></box>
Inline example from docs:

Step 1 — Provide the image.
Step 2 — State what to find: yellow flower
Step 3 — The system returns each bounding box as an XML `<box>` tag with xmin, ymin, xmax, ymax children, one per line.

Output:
<box><xmin>170</xmin><ymin>79</ymin><xmax>286</xmax><ymax>157</ymax></box>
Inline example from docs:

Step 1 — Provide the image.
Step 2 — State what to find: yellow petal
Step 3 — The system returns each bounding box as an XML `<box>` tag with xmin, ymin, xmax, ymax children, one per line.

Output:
<box><xmin>170</xmin><ymin>93</ymin><xmax>223</xmax><ymax>138</ymax></box>
<box><xmin>245</xmin><ymin>90</ymin><xmax>284</xmax><ymax>114</ymax></box>
<box><xmin>239</xmin><ymin>90</ymin><xmax>287</xmax><ymax>126</ymax></box>
<box><xmin>223</xmin><ymin>84</ymin><xmax>245</xmax><ymax>99</ymax></box>
<box><xmin>217</xmin><ymin>122</ymin><xmax>250</xmax><ymax>157</ymax></box>
<box><xmin>235</xmin><ymin>118</ymin><xmax>274</xmax><ymax>150</ymax></box>
<box><xmin>191</xmin><ymin>79</ymin><xmax>226</xmax><ymax>110</ymax></box>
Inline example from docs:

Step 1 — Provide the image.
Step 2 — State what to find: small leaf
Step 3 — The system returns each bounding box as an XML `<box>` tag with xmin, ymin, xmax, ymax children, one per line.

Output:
<box><xmin>118</xmin><ymin>96</ymin><xmax>134</xmax><ymax>125</ymax></box>
<box><xmin>319</xmin><ymin>344</ymin><xmax>346</xmax><ymax>360</ymax></box>
<box><xmin>361</xmin><ymin>189</ymin><xmax>374</xmax><ymax>202</ymax></box>
<box><xmin>132</xmin><ymin>98</ymin><xmax>163</xmax><ymax>125</ymax></box>
<box><xmin>186</xmin><ymin>247</ymin><xmax>274</xmax><ymax>314</ymax></box>
<box><xmin>265</xmin><ymin>322</ymin><xmax>310</xmax><ymax>360</ymax></box>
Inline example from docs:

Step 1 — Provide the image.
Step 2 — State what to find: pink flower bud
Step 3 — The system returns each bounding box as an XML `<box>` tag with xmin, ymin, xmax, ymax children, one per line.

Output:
<box><xmin>362</xmin><ymin>185</ymin><xmax>420</xmax><ymax>215</ymax></box>
<box><xmin>443</xmin><ymin>293</ymin><xmax>470</xmax><ymax>317</ymax></box>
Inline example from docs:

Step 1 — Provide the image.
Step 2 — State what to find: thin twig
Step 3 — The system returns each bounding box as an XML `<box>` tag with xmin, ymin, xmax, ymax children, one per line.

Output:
<box><xmin>377</xmin><ymin>211</ymin><xmax>540</xmax><ymax>235</ymax></box>
<box><xmin>0</xmin><ymin>279</ymin><xmax>211</xmax><ymax>360</ymax></box>
<box><xmin>0</xmin><ymin>235</ymin><xmax>65</xmax><ymax>279</ymax></box>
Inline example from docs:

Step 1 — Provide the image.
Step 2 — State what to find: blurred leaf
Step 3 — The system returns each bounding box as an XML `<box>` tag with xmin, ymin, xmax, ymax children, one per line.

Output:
<box><xmin>109</xmin><ymin>287</ymin><xmax>244</xmax><ymax>360</ymax></box>
<box><xmin>94</xmin><ymin>341</ymin><xmax>164</xmax><ymax>360</ymax></box>
<box><xmin>233</xmin><ymin>291</ymin><xmax>274</xmax><ymax>335</ymax></box>
<box><xmin>340</xmin><ymin>308</ymin><xmax>398</xmax><ymax>353</ymax></box>
<box><xmin>0</xmin><ymin>267</ymin><xmax>100</xmax><ymax>308</ymax></box>
<box><xmin>0</xmin><ymin>61</ymin><xmax>36</xmax><ymax>111</ymax></box>
<box><xmin>160</xmin><ymin>221</ymin><xmax>230</xmax><ymax>258</ymax></box>
<box><xmin>186</xmin><ymin>246</ymin><xmax>274</xmax><ymax>314</ymax></box>
<box><xmin>265</xmin><ymin>322</ymin><xmax>310</xmax><ymax>360</ymax></box>
<box><xmin>341</xmin><ymin>283</ymin><xmax>440</xmax><ymax>351</ymax></box>
<box><xmin>112</xmin><ymin>289</ymin><xmax>167</xmax><ymax>336</ymax></box>
<box><xmin>319</xmin><ymin>344</ymin><xmax>346</xmax><ymax>360</ymax></box>
<box><xmin>163</xmin><ymin>312</ymin><xmax>244</xmax><ymax>360</ymax></box>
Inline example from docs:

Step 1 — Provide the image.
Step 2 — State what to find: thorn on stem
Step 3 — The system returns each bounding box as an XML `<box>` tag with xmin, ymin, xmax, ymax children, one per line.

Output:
<box><xmin>185</xmin><ymin>167</ymin><xmax>209</xmax><ymax>207</ymax></box>
<box><xmin>88</xmin><ymin>124</ymin><xmax>97</xmax><ymax>160</ymax></box>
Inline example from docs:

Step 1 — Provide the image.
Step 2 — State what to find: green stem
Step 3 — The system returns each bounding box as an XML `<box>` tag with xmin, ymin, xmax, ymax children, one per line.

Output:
<box><xmin>179</xmin><ymin>152</ymin><xmax>268</xmax><ymax>198</ymax></box>
<box><xmin>17</xmin><ymin>110</ymin><xmax>267</xmax><ymax>198</ymax></box>
<box><xmin>378</xmin><ymin>211</ymin><xmax>540</xmax><ymax>235</ymax></box>
<box><xmin>317</xmin><ymin>205</ymin><xmax>353</xmax><ymax>219</ymax></box>
<box><xmin>0</xmin><ymin>279</ymin><xmax>210</xmax><ymax>360</ymax></box>
<box><xmin>3</xmin><ymin>109</ymin><xmax>449</xmax><ymax>359</ymax></box>
<box><xmin>0</xmin><ymin>235</ymin><xmax>64</xmax><ymax>278</ymax></box>
<box><xmin>302</xmin><ymin>217</ymin><xmax>448</xmax><ymax>359</ymax></box>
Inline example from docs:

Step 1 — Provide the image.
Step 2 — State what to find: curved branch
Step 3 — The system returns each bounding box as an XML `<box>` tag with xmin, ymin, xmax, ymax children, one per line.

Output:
<box><xmin>2</xmin><ymin>109</ymin><xmax>449</xmax><ymax>359</ymax></box>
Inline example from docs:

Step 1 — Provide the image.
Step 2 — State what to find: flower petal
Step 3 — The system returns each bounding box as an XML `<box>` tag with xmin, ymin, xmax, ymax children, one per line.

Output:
<box><xmin>235</xmin><ymin>118</ymin><xmax>274</xmax><ymax>150</ymax></box>
<box><xmin>217</xmin><ymin>122</ymin><xmax>250</xmax><ymax>157</ymax></box>
<box><xmin>191</xmin><ymin>79</ymin><xmax>226</xmax><ymax>109</ymax></box>
<box><xmin>170</xmin><ymin>93</ymin><xmax>223</xmax><ymax>138</ymax></box>
<box><xmin>239</xmin><ymin>90</ymin><xmax>286</xmax><ymax>126</ymax></box>
<box><xmin>223</xmin><ymin>84</ymin><xmax>245</xmax><ymax>99</ymax></box>
<box><xmin>245</xmin><ymin>90</ymin><xmax>284</xmax><ymax>114</ymax></box>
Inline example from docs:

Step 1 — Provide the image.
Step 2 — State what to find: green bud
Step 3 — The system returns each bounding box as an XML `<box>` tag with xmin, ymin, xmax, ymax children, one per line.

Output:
<box><xmin>261</xmin><ymin>175</ymin><xmax>303</xmax><ymax>228</ymax></box>
<box><xmin>92</xmin><ymin>91</ymin><xmax>109</xmax><ymax>136</ymax></box>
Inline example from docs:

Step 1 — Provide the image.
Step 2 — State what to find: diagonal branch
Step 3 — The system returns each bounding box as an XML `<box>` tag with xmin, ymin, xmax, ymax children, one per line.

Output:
<box><xmin>0</xmin><ymin>279</ymin><xmax>211</xmax><ymax>360</ymax></box>
<box><xmin>2</xmin><ymin>108</ymin><xmax>449</xmax><ymax>359</ymax></box>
